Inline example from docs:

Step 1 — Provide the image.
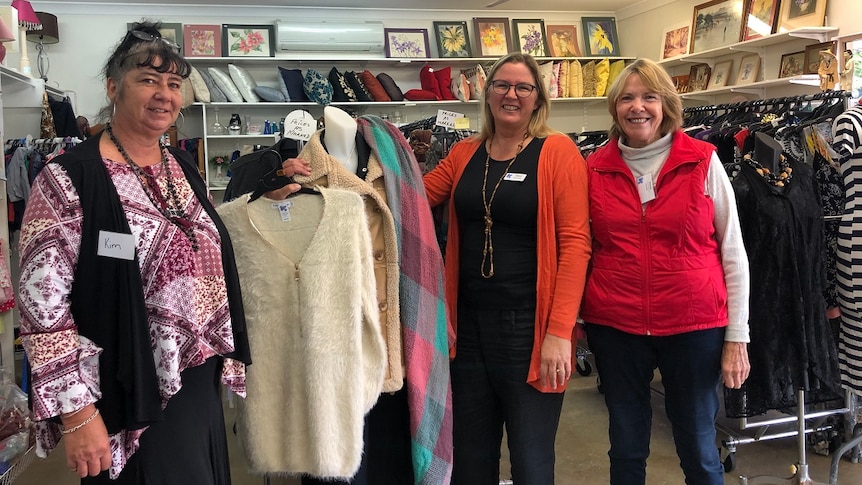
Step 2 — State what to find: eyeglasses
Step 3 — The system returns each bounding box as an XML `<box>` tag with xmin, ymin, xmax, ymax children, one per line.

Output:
<box><xmin>490</xmin><ymin>80</ymin><xmax>537</xmax><ymax>98</ymax></box>
<box><xmin>129</xmin><ymin>30</ymin><xmax>181</xmax><ymax>53</ymax></box>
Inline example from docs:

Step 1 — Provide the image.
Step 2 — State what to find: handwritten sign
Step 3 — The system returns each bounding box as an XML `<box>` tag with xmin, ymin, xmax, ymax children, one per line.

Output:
<box><xmin>436</xmin><ymin>109</ymin><xmax>465</xmax><ymax>129</ymax></box>
<box><xmin>283</xmin><ymin>110</ymin><xmax>316</xmax><ymax>141</ymax></box>
<box><xmin>454</xmin><ymin>117</ymin><xmax>471</xmax><ymax>129</ymax></box>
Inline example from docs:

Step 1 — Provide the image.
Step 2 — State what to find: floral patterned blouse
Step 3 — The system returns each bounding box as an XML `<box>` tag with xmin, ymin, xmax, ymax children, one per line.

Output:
<box><xmin>18</xmin><ymin>153</ymin><xmax>246</xmax><ymax>478</ymax></box>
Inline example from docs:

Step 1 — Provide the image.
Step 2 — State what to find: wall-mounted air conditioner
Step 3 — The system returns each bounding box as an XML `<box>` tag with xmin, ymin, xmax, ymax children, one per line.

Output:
<box><xmin>276</xmin><ymin>20</ymin><xmax>385</xmax><ymax>53</ymax></box>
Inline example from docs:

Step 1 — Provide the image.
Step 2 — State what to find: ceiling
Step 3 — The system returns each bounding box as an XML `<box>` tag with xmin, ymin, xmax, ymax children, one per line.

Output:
<box><xmin>52</xmin><ymin>0</ymin><xmax>643</xmax><ymax>13</ymax></box>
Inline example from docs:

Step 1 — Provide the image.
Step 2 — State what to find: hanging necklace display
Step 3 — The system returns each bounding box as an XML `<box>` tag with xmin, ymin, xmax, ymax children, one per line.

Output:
<box><xmin>480</xmin><ymin>132</ymin><xmax>528</xmax><ymax>278</ymax></box>
<box><xmin>106</xmin><ymin>124</ymin><xmax>200</xmax><ymax>251</ymax></box>
<box><xmin>742</xmin><ymin>151</ymin><xmax>793</xmax><ymax>187</ymax></box>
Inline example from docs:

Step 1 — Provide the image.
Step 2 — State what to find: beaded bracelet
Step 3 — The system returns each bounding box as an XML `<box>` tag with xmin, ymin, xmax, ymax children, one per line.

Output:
<box><xmin>60</xmin><ymin>408</ymin><xmax>100</xmax><ymax>435</ymax></box>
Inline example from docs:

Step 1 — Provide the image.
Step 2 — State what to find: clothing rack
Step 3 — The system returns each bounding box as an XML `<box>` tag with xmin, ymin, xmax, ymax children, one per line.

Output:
<box><xmin>683</xmin><ymin>90</ymin><xmax>851</xmax><ymax>116</ymax></box>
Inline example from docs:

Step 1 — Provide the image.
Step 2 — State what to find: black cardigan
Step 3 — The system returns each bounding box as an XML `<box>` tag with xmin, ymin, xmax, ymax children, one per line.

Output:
<box><xmin>53</xmin><ymin>131</ymin><xmax>251</xmax><ymax>433</ymax></box>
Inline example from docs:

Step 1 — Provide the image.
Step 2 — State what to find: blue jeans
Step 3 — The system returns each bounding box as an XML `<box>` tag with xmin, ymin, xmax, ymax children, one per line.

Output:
<box><xmin>451</xmin><ymin>306</ymin><xmax>565</xmax><ymax>485</ymax></box>
<box><xmin>585</xmin><ymin>324</ymin><xmax>725</xmax><ymax>485</ymax></box>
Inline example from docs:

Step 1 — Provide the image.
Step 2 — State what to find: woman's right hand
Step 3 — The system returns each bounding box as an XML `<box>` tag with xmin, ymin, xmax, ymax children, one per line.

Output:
<box><xmin>62</xmin><ymin>405</ymin><xmax>112</xmax><ymax>477</ymax></box>
<box><xmin>264</xmin><ymin>157</ymin><xmax>312</xmax><ymax>200</ymax></box>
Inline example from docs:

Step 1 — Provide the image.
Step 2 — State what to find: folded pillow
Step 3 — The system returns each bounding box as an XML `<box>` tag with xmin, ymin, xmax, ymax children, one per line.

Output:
<box><xmin>344</xmin><ymin>71</ymin><xmax>373</xmax><ymax>102</ymax></box>
<box><xmin>419</xmin><ymin>64</ymin><xmax>442</xmax><ymax>100</ymax></box>
<box><xmin>199</xmin><ymin>68</ymin><xmax>227</xmax><ymax>102</ymax></box>
<box><xmin>208</xmin><ymin>67</ymin><xmax>244</xmax><ymax>103</ymax></box>
<box><xmin>403</xmin><ymin>89</ymin><xmax>439</xmax><ymax>101</ymax></box>
<box><xmin>304</xmin><ymin>68</ymin><xmax>333</xmax><ymax>106</ymax></box>
<box><xmin>360</xmin><ymin>70</ymin><xmax>390</xmax><ymax>102</ymax></box>
<box><xmin>595</xmin><ymin>58</ymin><xmax>610</xmax><ymax>97</ymax></box>
<box><xmin>278</xmin><ymin>67</ymin><xmax>308</xmax><ymax>102</ymax></box>
<box><xmin>434</xmin><ymin>66</ymin><xmax>456</xmax><ymax>100</ymax></box>
<box><xmin>181</xmin><ymin>79</ymin><xmax>195</xmax><ymax>108</ymax></box>
<box><xmin>538</xmin><ymin>62</ymin><xmax>554</xmax><ymax>97</ymax></box>
<box><xmin>569</xmin><ymin>60</ymin><xmax>583</xmax><ymax>98</ymax></box>
<box><xmin>253</xmin><ymin>85</ymin><xmax>286</xmax><ymax>102</ymax></box>
<box><xmin>582</xmin><ymin>61</ymin><xmax>597</xmax><ymax>97</ymax></box>
<box><xmin>461</xmin><ymin>65</ymin><xmax>486</xmax><ymax>100</ymax></box>
<box><xmin>549</xmin><ymin>62</ymin><xmax>561</xmax><ymax>99</ymax></box>
<box><xmin>329</xmin><ymin>67</ymin><xmax>357</xmax><ymax>102</ymax></box>
<box><xmin>608</xmin><ymin>59</ymin><xmax>626</xmax><ymax>88</ymax></box>
<box><xmin>376</xmin><ymin>73</ymin><xmax>404</xmax><ymax>101</ymax></box>
<box><xmin>558</xmin><ymin>60</ymin><xmax>570</xmax><ymax>98</ymax></box>
<box><xmin>228</xmin><ymin>64</ymin><xmax>260</xmax><ymax>103</ymax></box>
<box><xmin>188</xmin><ymin>67</ymin><xmax>210</xmax><ymax>103</ymax></box>
<box><xmin>451</xmin><ymin>73</ymin><xmax>470</xmax><ymax>102</ymax></box>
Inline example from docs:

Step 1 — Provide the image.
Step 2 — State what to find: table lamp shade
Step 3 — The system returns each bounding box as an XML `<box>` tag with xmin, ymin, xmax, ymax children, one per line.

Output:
<box><xmin>26</xmin><ymin>12</ymin><xmax>56</xmax><ymax>43</ymax></box>
<box><xmin>0</xmin><ymin>16</ymin><xmax>14</xmax><ymax>42</ymax></box>
<box><xmin>10</xmin><ymin>0</ymin><xmax>38</xmax><ymax>29</ymax></box>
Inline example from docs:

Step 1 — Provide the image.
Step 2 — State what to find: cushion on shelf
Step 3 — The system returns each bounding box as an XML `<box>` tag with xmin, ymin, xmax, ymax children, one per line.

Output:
<box><xmin>538</xmin><ymin>61</ymin><xmax>554</xmax><ymax>97</ymax></box>
<box><xmin>434</xmin><ymin>66</ymin><xmax>456</xmax><ymax>100</ymax></box>
<box><xmin>208</xmin><ymin>67</ymin><xmax>244</xmax><ymax>103</ymax></box>
<box><xmin>595</xmin><ymin>58</ymin><xmax>610</xmax><ymax>97</ymax></box>
<box><xmin>188</xmin><ymin>67</ymin><xmax>210</xmax><ymax>103</ymax></box>
<box><xmin>303</xmin><ymin>68</ymin><xmax>333</xmax><ymax>106</ymax></box>
<box><xmin>549</xmin><ymin>62</ymin><xmax>561</xmax><ymax>99</ymax></box>
<box><xmin>228</xmin><ymin>64</ymin><xmax>261</xmax><ymax>103</ymax></box>
<box><xmin>461</xmin><ymin>64</ymin><xmax>486</xmax><ymax>100</ymax></box>
<box><xmin>359</xmin><ymin>70</ymin><xmax>391</xmax><ymax>102</ymax></box>
<box><xmin>582</xmin><ymin>61</ymin><xmax>597</xmax><ymax>97</ymax></box>
<box><xmin>558</xmin><ymin>60</ymin><xmax>570</xmax><ymax>98</ymax></box>
<box><xmin>376</xmin><ymin>72</ymin><xmax>404</xmax><ymax>101</ymax></box>
<box><xmin>608</xmin><ymin>59</ymin><xmax>626</xmax><ymax>88</ymax></box>
<box><xmin>277</xmin><ymin>67</ymin><xmax>308</xmax><ymax>102</ymax></box>
<box><xmin>253</xmin><ymin>86</ymin><xmax>286</xmax><ymax>102</ymax></box>
<box><xmin>568</xmin><ymin>60</ymin><xmax>583</xmax><ymax>98</ymax></box>
<box><xmin>419</xmin><ymin>64</ymin><xmax>442</xmax><ymax>100</ymax></box>
<box><xmin>181</xmin><ymin>79</ymin><xmax>195</xmax><ymax>108</ymax></box>
<box><xmin>198</xmin><ymin>68</ymin><xmax>227</xmax><ymax>102</ymax></box>
<box><xmin>344</xmin><ymin>71</ymin><xmax>374</xmax><ymax>102</ymax></box>
<box><xmin>403</xmin><ymin>89</ymin><xmax>439</xmax><ymax>101</ymax></box>
<box><xmin>451</xmin><ymin>72</ymin><xmax>470</xmax><ymax>102</ymax></box>
<box><xmin>329</xmin><ymin>67</ymin><xmax>357</xmax><ymax>102</ymax></box>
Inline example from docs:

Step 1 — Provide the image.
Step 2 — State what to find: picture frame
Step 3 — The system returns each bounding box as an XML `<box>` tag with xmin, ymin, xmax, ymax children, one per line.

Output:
<box><xmin>222</xmin><ymin>24</ymin><xmax>275</xmax><ymax>57</ymax></box>
<box><xmin>779</xmin><ymin>51</ymin><xmax>806</xmax><ymax>78</ymax></box>
<box><xmin>660</xmin><ymin>23</ymin><xmax>692</xmax><ymax>60</ymax></box>
<box><xmin>581</xmin><ymin>17</ymin><xmax>620</xmax><ymax>57</ymax></box>
<box><xmin>736</xmin><ymin>53</ymin><xmax>761</xmax><ymax>85</ymax></box>
<box><xmin>741</xmin><ymin>0</ymin><xmax>780</xmax><ymax>41</ymax></box>
<box><xmin>511</xmin><ymin>19</ymin><xmax>549</xmax><ymax>57</ymax></box>
<box><xmin>777</xmin><ymin>0</ymin><xmax>827</xmax><ymax>33</ymax></box>
<box><xmin>546</xmin><ymin>24</ymin><xmax>581</xmax><ymax>57</ymax></box>
<box><xmin>473</xmin><ymin>17</ymin><xmax>512</xmax><ymax>57</ymax></box>
<box><xmin>128</xmin><ymin>22</ymin><xmax>182</xmax><ymax>49</ymax></box>
<box><xmin>803</xmin><ymin>41</ymin><xmax>834</xmax><ymax>74</ymax></box>
<box><xmin>183</xmin><ymin>24</ymin><xmax>221</xmax><ymax>57</ymax></box>
<box><xmin>671</xmin><ymin>74</ymin><xmax>691</xmax><ymax>94</ymax></box>
<box><xmin>432</xmin><ymin>21</ymin><xmax>472</xmax><ymax>58</ymax></box>
<box><xmin>690</xmin><ymin>0</ymin><xmax>745</xmax><ymax>54</ymax></box>
<box><xmin>708</xmin><ymin>59</ymin><xmax>733</xmax><ymax>88</ymax></box>
<box><xmin>687</xmin><ymin>63</ymin><xmax>712</xmax><ymax>92</ymax></box>
<box><xmin>384</xmin><ymin>28</ymin><xmax>431</xmax><ymax>58</ymax></box>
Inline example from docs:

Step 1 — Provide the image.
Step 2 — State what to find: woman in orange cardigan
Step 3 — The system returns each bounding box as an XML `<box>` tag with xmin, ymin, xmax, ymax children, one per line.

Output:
<box><xmin>423</xmin><ymin>52</ymin><xmax>591</xmax><ymax>485</ymax></box>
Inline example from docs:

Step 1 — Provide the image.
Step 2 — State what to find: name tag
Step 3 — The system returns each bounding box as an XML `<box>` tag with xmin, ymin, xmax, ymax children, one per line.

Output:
<box><xmin>504</xmin><ymin>172</ymin><xmax>527</xmax><ymax>182</ymax></box>
<box><xmin>97</xmin><ymin>230</ymin><xmax>136</xmax><ymax>260</ymax></box>
<box><xmin>636</xmin><ymin>174</ymin><xmax>656</xmax><ymax>204</ymax></box>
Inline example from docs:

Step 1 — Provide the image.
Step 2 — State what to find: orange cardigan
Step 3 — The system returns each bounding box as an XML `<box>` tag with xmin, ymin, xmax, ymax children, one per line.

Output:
<box><xmin>423</xmin><ymin>133</ymin><xmax>591</xmax><ymax>392</ymax></box>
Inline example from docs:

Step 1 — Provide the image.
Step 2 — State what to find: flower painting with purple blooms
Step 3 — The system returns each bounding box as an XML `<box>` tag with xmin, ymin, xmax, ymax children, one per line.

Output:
<box><xmin>384</xmin><ymin>28</ymin><xmax>430</xmax><ymax>58</ymax></box>
<box><xmin>513</xmin><ymin>20</ymin><xmax>548</xmax><ymax>57</ymax></box>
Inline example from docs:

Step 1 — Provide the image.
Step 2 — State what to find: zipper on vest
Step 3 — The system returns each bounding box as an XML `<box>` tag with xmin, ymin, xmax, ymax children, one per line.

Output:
<box><xmin>640</xmin><ymin>211</ymin><xmax>652</xmax><ymax>335</ymax></box>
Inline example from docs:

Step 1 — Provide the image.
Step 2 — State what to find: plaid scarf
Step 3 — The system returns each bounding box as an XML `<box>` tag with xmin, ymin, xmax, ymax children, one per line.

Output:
<box><xmin>357</xmin><ymin>116</ymin><xmax>453</xmax><ymax>485</ymax></box>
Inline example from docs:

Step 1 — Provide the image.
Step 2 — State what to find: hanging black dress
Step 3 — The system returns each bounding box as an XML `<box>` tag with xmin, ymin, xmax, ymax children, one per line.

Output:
<box><xmin>725</xmin><ymin>155</ymin><xmax>841</xmax><ymax>417</ymax></box>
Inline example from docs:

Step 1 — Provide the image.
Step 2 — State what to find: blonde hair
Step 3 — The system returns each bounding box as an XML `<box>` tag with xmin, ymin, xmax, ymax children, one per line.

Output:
<box><xmin>606</xmin><ymin>58</ymin><xmax>682</xmax><ymax>140</ymax></box>
<box><xmin>478</xmin><ymin>52</ymin><xmax>555</xmax><ymax>142</ymax></box>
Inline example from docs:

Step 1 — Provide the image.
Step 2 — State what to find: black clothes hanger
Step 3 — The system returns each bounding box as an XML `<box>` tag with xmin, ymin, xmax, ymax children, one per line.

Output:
<box><xmin>247</xmin><ymin>148</ymin><xmax>321</xmax><ymax>203</ymax></box>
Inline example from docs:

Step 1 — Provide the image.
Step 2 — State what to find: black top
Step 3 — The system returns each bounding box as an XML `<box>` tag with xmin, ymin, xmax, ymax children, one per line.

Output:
<box><xmin>455</xmin><ymin>137</ymin><xmax>545</xmax><ymax>309</ymax></box>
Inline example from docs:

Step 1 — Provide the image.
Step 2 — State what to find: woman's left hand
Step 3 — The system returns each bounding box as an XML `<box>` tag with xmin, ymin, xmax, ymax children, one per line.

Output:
<box><xmin>540</xmin><ymin>334</ymin><xmax>572</xmax><ymax>389</ymax></box>
<box><xmin>264</xmin><ymin>157</ymin><xmax>312</xmax><ymax>200</ymax></box>
<box><xmin>721</xmin><ymin>341</ymin><xmax>751</xmax><ymax>389</ymax></box>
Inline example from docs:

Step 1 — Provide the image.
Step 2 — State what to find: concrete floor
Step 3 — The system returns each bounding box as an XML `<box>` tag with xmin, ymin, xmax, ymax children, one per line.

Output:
<box><xmin>11</xmin><ymin>370</ymin><xmax>862</xmax><ymax>485</ymax></box>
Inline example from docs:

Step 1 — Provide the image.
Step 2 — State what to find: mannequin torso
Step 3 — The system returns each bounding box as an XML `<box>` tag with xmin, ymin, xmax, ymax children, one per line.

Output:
<box><xmin>323</xmin><ymin>106</ymin><xmax>359</xmax><ymax>175</ymax></box>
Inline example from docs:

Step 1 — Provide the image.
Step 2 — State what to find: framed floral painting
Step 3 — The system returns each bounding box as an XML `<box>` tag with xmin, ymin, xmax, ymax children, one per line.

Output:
<box><xmin>183</xmin><ymin>24</ymin><xmax>221</xmax><ymax>57</ymax></box>
<box><xmin>433</xmin><ymin>21</ymin><xmax>472</xmax><ymax>58</ymax></box>
<box><xmin>473</xmin><ymin>17</ymin><xmax>512</xmax><ymax>57</ymax></box>
<box><xmin>581</xmin><ymin>17</ymin><xmax>620</xmax><ymax>56</ymax></box>
<box><xmin>546</xmin><ymin>25</ymin><xmax>581</xmax><ymax>57</ymax></box>
<box><xmin>512</xmin><ymin>19</ymin><xmax>549</xmax><ymax>57</ymax></box>
<box><xmin>384</xmin><ymin>28</ymin><xmax>430</xmax><ymax>58</ymax></box>
<box><xmin>222</xmin><ymin>24</ymin><xmax>274</xmax><ymax>57</ymax></box>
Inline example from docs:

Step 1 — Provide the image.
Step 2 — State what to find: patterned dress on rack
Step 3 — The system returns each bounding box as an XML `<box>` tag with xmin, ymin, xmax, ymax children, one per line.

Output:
<box><xmin>832</xmin><ymin>105</ymin><xmax>862</xmax><ymax>394</ymax></box>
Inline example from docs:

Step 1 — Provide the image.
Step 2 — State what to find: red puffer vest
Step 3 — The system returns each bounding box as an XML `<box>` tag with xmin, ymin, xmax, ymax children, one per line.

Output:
<box><xmin>581</xmin><ymin>131</ymin><xmax>728</xmax><ymax>336</ymax></box>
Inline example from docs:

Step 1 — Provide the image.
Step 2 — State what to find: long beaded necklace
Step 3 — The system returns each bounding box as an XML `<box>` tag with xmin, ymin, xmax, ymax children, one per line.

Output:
<box><xmin>105</xmin><ymin>124</ymin><xmax>200</xmax><ymax>251</ymax></box>
<box><xmin>742</xmin><ymin>151</ymin><xmax>793</xmax><ymax>187</ymax></box>
<box><xmin>480</xmin><ymin>132</ymin><xmax>528</xmax><ymax>278</ymax></box>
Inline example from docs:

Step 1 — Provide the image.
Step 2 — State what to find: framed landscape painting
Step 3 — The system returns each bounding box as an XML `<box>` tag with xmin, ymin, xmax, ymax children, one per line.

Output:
<box><xmin>384</xmin><ymin>28</ymin><xmax>430</xmax><ymax>58</ymax></box>
<box><xmin>473</xmin><ymin>17</ymin><xmax>512</xmax><ymax>57</ymax></box>
<box><xmin>512</xmin><ymin>19</ymin><xmax>549</xmax><ymax>57</ymax></box>
<box><xmin>183</xmin><ymin>24</ymin><xmax>221</xmax><ymax>57</ymax></box>
<box><xmin>433</xmin><ymin>21</ymin><xmax>471</xmax><ymax>58</ymax></box>
<box><xmin>546</xmin><ymin>25</ymin><xmax>580</xmax><ymax>57</ymax></box>
<box><xmin>661</xmin><ymin>23</ymin><xmax>691</xmax><ymax>59</ymax></box>
<box><xmin>690</xmin><ymin>0</ymin><xmax>745</xmax><ymax>54</ymax></box>
<box><xmin>581</xmin><ymin>17</ymin><xmax>620</xmax><ymax>57</ymax></box>
<box><xmin>222</xmin><ymin>24</ymin><xmax>275</xmax><ymax>57</ymax></box>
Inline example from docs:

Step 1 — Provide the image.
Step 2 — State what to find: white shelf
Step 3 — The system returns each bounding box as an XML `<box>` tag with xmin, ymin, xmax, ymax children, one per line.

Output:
<box><xmin>188</xmin><ymin>56</ymin><xmax>634</xmax><ymax>66</ymax></box>
<box><xmin>682</xmin><ymin>75</ymin><xmax>821</xmax><ymax>99</ymax></box>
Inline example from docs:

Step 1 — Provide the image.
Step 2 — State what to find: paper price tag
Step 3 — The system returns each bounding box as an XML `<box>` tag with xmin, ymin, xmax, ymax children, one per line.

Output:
<box><xmin>283</xmin><ymin>110</ymin><xmax>316</xmax><ymax>141</ymax></box>
<box><xmin>454</xmin><ymin>117</ymin><xmax>470</xmax><ymax>129</ymax></box>
<box><xmin>436</xmin><ymin>109</ymin><xmax>465</xmax><ymax>129</ymax></box>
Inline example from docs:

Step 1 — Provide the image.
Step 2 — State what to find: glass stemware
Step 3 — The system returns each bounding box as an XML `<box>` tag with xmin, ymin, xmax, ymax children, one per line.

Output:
<box><xmin>210</xmin><ymin>107</ymin><xmax>226</xmax><ymax>135</ymax></box>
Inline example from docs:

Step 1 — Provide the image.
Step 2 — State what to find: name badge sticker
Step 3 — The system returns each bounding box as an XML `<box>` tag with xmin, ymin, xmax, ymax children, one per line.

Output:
<box><xmin>636</xmin><ymin>174</ymin><xmax>656</xmax><ymax>204</ymax></box>
<box><xmin>504</xmin><ymin>173</ymin><xmax>527</xmax><ymax>182</ymax></box>
<box><xmin>97</xmin><ymin>230</ymin><xmax>136</xmax><ymax>260</ymax></box>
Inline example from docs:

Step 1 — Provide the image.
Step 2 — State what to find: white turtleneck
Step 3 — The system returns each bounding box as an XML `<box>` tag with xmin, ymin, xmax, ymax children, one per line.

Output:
<box><xmin>618</xmin><ymin>133</ymin><xmax>750</xmax><ymax>343</ymax></box>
